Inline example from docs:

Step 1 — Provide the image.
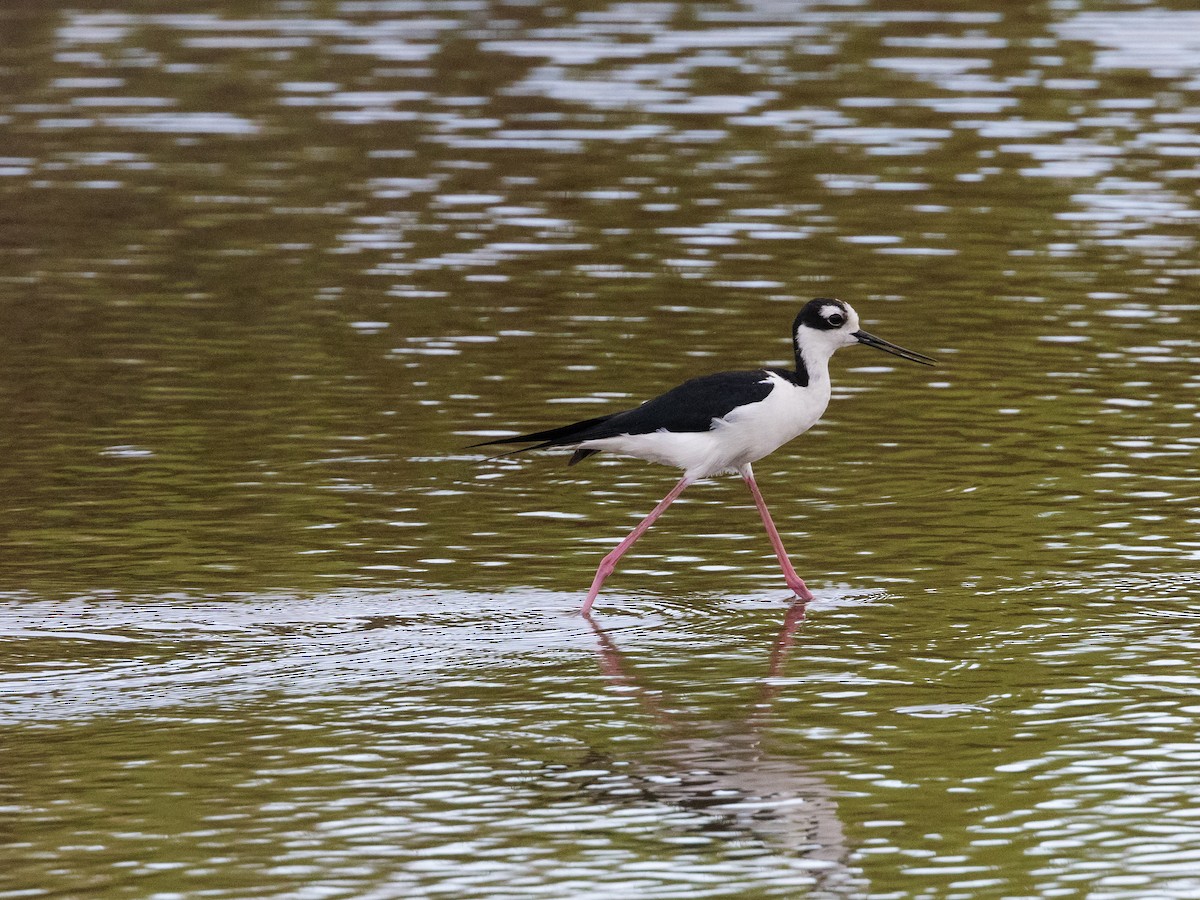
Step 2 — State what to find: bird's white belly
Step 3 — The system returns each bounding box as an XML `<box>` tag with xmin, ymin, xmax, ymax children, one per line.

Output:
<box><xmin>580</xmin><ymin>373</ymin><xmax>830</xmax><ymax>479</ymax></box>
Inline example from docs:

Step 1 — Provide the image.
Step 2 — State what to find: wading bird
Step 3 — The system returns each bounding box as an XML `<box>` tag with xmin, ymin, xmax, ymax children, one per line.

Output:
<box><xmin>472</xmin><ymin>298</ymin><xmax>935</xmax><ymax>615</ymax></box>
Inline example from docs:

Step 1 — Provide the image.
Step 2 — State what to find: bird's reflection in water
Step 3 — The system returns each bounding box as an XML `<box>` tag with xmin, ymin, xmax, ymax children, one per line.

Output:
<box><xmin>580</xmin><ymin>602</ymin><xmax>868</xmax><ymax>895</ymax></box>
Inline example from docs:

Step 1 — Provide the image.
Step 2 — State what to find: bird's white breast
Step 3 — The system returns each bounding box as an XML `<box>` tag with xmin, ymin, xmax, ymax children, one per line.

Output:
<box><xmin>714</xmin><ymin>371</ymin><xmax>830</xmax><ymax>465</ymax></box>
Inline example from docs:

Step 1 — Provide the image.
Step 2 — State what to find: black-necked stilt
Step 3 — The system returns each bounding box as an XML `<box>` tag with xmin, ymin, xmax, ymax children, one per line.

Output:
<box><xmin>472</xmin><ymin>298</ymin><xmax>935</xmax><ymax>615</ymax></box>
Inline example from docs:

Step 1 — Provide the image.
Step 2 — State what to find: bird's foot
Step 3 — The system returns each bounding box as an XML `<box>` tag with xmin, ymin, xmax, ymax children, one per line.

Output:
<box><xmin>787</xmin><ymin>578</ymin><xmax>815</xmax><ymax>602</ymax></box>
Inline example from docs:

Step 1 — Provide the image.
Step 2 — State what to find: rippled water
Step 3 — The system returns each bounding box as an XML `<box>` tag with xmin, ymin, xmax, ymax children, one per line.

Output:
<box><xmin>2</xmin><ymin>1</ymin><xmax>1199</xmax><ymax>897</ymax></box>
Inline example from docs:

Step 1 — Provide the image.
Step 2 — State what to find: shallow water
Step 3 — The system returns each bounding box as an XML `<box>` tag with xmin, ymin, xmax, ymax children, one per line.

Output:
<box><xmin>2</xmin><ymin>1</ymin><xmax>1200</xmax><ymax>897</ymax></box>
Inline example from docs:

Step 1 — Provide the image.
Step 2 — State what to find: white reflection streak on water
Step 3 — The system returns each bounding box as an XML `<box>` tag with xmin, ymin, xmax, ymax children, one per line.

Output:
<box><xmin>0</xmin><ymin>592</ymin><xmax>564</xmax><ymax>722</ymax></box>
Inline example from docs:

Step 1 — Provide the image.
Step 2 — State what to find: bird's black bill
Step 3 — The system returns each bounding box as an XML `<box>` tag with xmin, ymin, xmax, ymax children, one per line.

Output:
<box><xmin>853</xmin><ymin>330</ymin><xmax>936</xmax><ymax>366</ymax></box>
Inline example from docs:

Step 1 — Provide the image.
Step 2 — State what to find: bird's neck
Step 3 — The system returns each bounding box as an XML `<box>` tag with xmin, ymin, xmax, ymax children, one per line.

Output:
<box><xmin>792</xmin><ymin>342</ymin><xmax>832</xmax><ymax>389</ymax></box>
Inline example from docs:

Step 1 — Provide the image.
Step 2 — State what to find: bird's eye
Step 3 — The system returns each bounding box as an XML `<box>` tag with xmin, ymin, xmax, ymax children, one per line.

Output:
<box><xmin>827</xmin><ymin>313</ymin><xmax>845</xmax><ymax>327</ymax></box>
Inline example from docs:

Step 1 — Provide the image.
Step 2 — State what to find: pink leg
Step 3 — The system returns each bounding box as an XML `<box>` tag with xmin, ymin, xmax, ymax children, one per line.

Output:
<box><xmin>741</xmin><ymin>465</ymin><xmax>814</xmax><ymax>601</ymax></box>
<box><xmin>581</xmin><ymin>475</ymin><xmax>692</xmax><ymax>616</ymax></box>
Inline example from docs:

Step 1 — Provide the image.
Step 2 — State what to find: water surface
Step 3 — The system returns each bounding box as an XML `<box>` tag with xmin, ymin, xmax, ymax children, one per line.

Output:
<box><xmin>3</xmin><ymin>1</ymin><xmax>1200</xmax><ymax>897</ymax></box>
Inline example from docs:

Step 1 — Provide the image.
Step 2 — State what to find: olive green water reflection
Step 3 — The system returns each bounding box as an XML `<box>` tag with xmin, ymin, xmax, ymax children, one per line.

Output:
<box><xmin>3</xmin><ymin>1</ymin><xmax>1200</xmax><ymax>897</ymax></box>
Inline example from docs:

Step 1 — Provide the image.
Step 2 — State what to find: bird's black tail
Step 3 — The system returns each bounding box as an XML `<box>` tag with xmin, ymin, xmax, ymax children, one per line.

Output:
<box><xmin>465</xmin><ymin>411</ymin><xmax>620</xmax><ymax>462</ymax></box>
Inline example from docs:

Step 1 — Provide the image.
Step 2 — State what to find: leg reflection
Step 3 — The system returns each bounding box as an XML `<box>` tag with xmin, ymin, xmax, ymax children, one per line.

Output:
<box><xmin>581</xmin><ymin>604</ymin><xmax>866</xmax><ymax>893</ymax></box>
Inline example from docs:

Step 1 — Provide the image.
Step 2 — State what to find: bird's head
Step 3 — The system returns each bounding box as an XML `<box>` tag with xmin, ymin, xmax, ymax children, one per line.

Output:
<box><xmin>794</xmin><ymin>298</ymin><xmax>935</xmax><ymax>366</ymax></box>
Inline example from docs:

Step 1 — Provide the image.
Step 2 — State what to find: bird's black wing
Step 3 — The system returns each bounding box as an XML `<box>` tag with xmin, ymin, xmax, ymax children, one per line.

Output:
<box><xmin>469</xmin><ymin>369</ymin><xmax>778</xmax><ymax>459</ymax></box>
<box><xmin>587</xmin><ymin>369</ymin><xmax>777</xmax><ymax>437</ymax></box>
